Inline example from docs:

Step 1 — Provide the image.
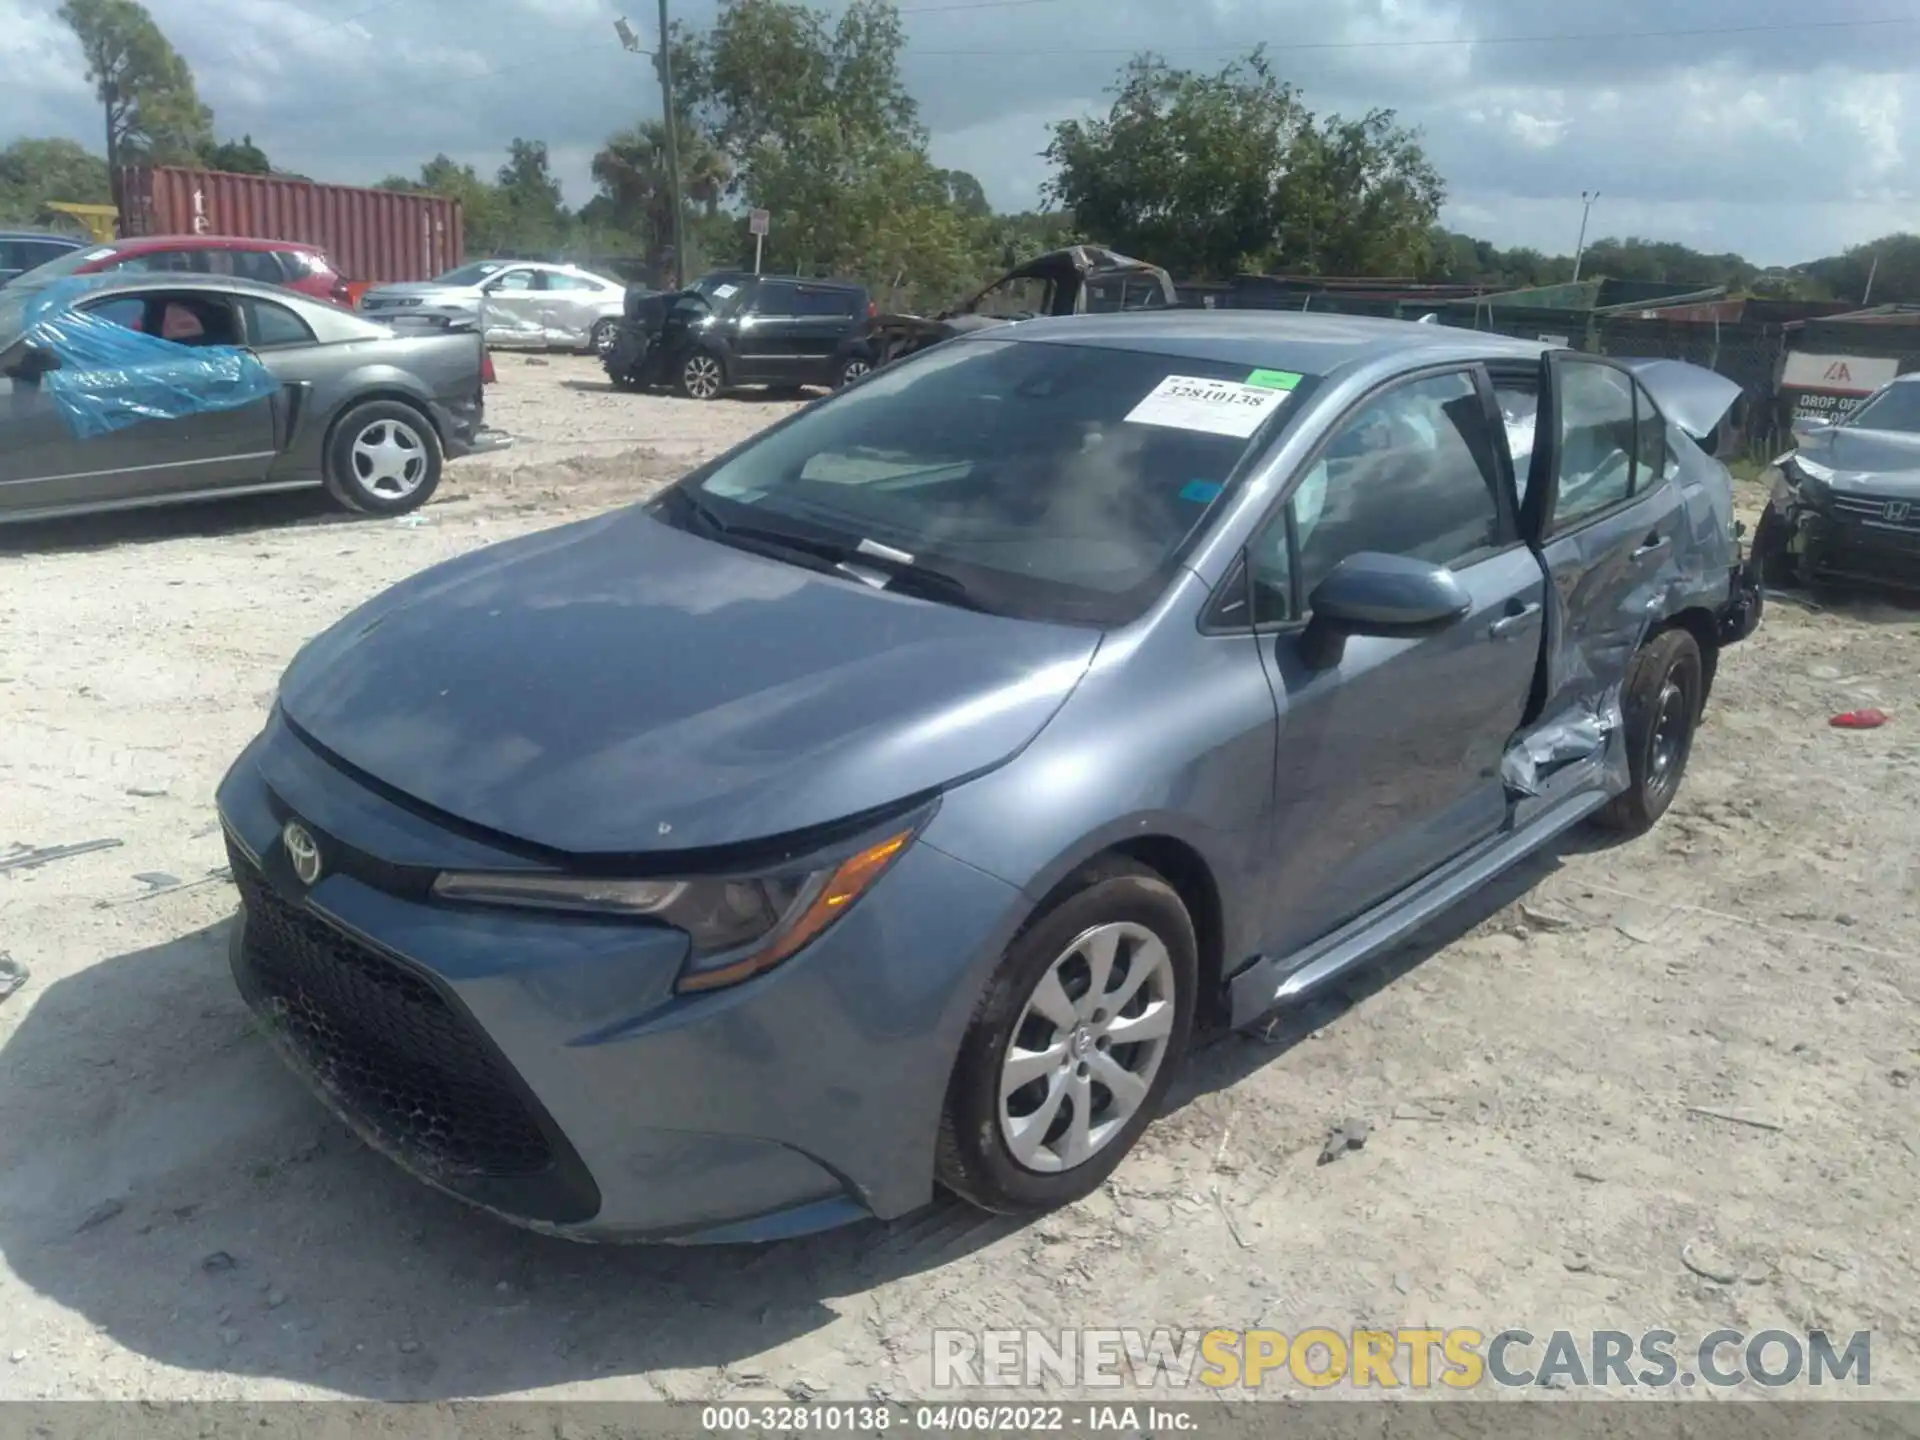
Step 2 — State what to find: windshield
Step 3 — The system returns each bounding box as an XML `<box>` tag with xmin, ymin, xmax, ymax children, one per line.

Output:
<box><xmin>1844</xmin><ymin>381</ymin><xmax>1920</xmax><ymax>435</ymax></box>
<box><xmin>433</xmin><ymin>261</ymin><xmax>509</xmax><ymax>286</ymax></box>
<box><xmin>5</xmin><ymin>243</ymin><xmax>115</xmax><ymax>288</ymax></box>
<box><xmin>667</xmin><ymin>338</ymin><xmax>1314</xmax><ymax>625</ymax></box>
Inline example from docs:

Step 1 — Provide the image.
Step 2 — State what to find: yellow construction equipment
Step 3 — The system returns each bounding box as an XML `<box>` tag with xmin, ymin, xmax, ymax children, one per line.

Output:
<box><xmin>42</xmin><ymin>202</ymin><xmax>119</xmax><ymax>243</ymax></box>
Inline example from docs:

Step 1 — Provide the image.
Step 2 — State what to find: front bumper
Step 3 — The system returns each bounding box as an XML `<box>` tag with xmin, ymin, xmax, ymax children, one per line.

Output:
<box><xmin>1774</xmin><ymin>490</ymin><xmax>1920</xmax><ymax>590</ymax></box>
<box><xmin>215</xmin><ymin>714</ymin><xmax>1024</xmax><ymax>1242</ymax></box>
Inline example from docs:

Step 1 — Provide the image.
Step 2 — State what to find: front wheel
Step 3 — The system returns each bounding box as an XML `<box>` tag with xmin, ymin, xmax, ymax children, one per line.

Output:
<box><xmin>1593</xmin><ymin>628</ymin><xmax>1704</xmax><ymax>836</ymax></box>
<box><xmin>322</xmin><ymin>400</ymin><xmax>444</xmax><ymax>516</ymax></box>
<box><xmin>589</xmin><ymin>318</ymin><xmax>618</xmax><ymax>356</ymax></box>
<box><xmin>936</xmin><ymin>860</ymin><xmax>1196</xmax><ymax>1214</ymax></box>
<box><xmin>679</xmin><ymin>351</ymin><xmax>724</xmax><ymax>401</ymax></box>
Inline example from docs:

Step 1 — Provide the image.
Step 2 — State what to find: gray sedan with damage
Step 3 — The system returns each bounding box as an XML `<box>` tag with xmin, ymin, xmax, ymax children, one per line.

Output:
<box><xmin>216</xmin><ymin>313</ymin><xmax>1760</xmax><ymax>1243</ymax></box>
<box><xmin>0</xmin><ymin>274</ymin><xmax>506</xmax><ymax>524</ymax></box>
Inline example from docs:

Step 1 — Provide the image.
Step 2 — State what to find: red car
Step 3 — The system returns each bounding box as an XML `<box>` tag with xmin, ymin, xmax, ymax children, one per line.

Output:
<box><xmin>5</xmin><ymin>234</ymin><xmax>351</xmax><ymax>307</ymax></box>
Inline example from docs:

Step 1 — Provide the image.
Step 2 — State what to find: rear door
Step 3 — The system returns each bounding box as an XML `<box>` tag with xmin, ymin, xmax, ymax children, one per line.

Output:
<box><xmin>787</xmin><ymin>284</ymin><xmax>862</xmax><ymax>383</ymax></box>
<box><xmin>1499</xmin><ymin>353</ymin><xmax>1686</xmax><ymax>724</ymax></box>
<box><xmin>539</xmin><ymin>271</ymin><xmax>614</xmax><ymax>346</ymax></box>
<box><xmin>1248</xmin><ymin>366</ymin><xmax>1547</xmax><ymax>959</ymax></box>
<box><xmin>731</xmin><ymin>278</ymin><xmax>804</xmax><ymax>383</ymax></box>
<box><xmin>478</xmin><ymin>267</ymin><xmax>545</xmax><ymax>345</ymax></box>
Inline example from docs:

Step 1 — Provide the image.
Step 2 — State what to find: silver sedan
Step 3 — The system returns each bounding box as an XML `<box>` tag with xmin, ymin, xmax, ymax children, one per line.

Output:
<box><xmin>359</xmin><ymin>260</ymin><xmax>630</xmax><ymax>355</ymax></box>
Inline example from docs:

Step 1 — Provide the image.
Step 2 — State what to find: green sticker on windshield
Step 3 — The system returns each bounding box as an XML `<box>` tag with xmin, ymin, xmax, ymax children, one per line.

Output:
<box><xmin>1246</xmin><ymin>368</ymin><xmax>1302</xmax><ymax>391</ymax></box>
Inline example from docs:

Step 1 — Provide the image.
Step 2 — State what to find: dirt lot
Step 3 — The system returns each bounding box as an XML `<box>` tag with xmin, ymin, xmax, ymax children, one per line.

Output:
<box><xmin>0</xmin><ymin>352</ymin><xmax>1915</xmax><ymax>1402</ymax></box>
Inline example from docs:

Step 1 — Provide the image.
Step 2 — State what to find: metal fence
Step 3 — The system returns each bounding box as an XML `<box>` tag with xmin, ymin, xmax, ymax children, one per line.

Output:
<box><xmin>1179</xmin><ymin>284</ymin><xmax>1920</xmax><ymax>459</ymax></box>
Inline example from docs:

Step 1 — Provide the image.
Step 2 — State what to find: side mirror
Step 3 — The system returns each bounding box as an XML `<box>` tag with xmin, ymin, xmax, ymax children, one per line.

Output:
<box><xmin>1791</xmin><ymin>415</ymin><xmax>1831</xmax><ymax>440</ymax></box>
<box><xmin>1299</xmin><ymin>551</ymin><xmax>1473</xmax><ymax>669</ymax></box>
<box><xmin>5</xmin><ymin>344</ymin><xmax>62</xmax><ymax>382</ymax></box>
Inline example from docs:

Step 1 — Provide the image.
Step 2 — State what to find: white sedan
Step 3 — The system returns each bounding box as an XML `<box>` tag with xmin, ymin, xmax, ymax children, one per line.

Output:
<box><xmin>359</xmin><ymin>260</ymin><xmax>631</xmax><ymax>355</ymax></box>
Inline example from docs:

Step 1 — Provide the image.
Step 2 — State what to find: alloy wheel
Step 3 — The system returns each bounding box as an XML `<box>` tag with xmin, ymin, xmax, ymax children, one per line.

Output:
<box><xmin>683</xmin><ymin>354</ymin><xmax>722</xmax><ymax>399</ymax></box>
<box><xmin>998</xmin><ymin>921</ymin><xmax>1176</xmax><ymax>1174</ymax></box>
<box><xmin>349</xmin><ymin>418</ymin><xmax>428</xmax><ymax>500</ymax></box>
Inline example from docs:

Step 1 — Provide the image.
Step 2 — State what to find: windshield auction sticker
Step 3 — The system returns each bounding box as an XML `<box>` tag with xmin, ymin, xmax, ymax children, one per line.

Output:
<box><xmin>1125</xmin><ymin>375</ymin><xmax>1292</xmax><ymax>438</ymax></box>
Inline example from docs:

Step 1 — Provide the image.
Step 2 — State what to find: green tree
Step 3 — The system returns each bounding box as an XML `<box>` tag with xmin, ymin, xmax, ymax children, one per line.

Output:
<box><xmin>938</xmin><ymin>168</ymin><xmax>990</xmax><ymax>219</ymax></box>
<box><xmin>495</xmin><ymin>138</ymin><xmax>568</xmax><ymax>253</ymax></box>
<box><xmin>378</xmin><ymin>154</ymin><xmax>514</xmax><ymax>256</ymax></box>
<box><xmin>58</xmin><ymin>0</ymin><xmax>212</xmax><ymax>173</ymax></box>
<box><xmin>0</xmin><ymin>137</ymin><xmax>112</xmax><ymax>225</ymax></box>
<box><xmin>1798</xmin><ymin>233</ymin><xmax>1920</xmax><ymax>306</ymax></box>
<box><xmin>590</xmin><ymin>117</ymin><xmax>732</xmax><ymax>275</ymax></box>
<box><xmin>199</xmin><ymin>133</ymin><xmax>271</xmax><ymax>175</ymax></box>
<box><xmin>1045</xmin><ymin>48</ymin><xmax>1443</xmax><ymax>279</ymax></box>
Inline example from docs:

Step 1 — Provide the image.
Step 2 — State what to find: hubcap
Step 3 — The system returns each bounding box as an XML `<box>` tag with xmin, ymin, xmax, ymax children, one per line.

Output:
<box><xmin>1647</xmin><ymin>675</ymin><xmax>1690</xmax><ymax>800</ymax></box>
<box><xmin>998</xmin><ymin>921</ymin><xmax>1176</xmax><ymax>1174</ymax></box>
<box><xmin>843</xmin><ymin>360</ymin><xmax>870</xmax><ymax>384</ymax></box>
<box><xmin>349</xmin><ymin>419</ymin><xmax>427</xmax><ymax>499</ymax></box>
<box><xmin>685</xmin><ymin>356</ymin><xmax>721</xmax><ymax>398</ymax></box>
<box><xmin>594</xmin><ymin>324</ymin><xmax>616</xmax><ymax>354</ymax></box>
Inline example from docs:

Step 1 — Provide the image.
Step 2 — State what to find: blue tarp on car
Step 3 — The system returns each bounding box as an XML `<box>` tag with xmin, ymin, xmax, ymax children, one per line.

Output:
<box><xmin>20</xmin><ymin>278</ymin><xmax>282</xmax><ymax>441</ymax></box>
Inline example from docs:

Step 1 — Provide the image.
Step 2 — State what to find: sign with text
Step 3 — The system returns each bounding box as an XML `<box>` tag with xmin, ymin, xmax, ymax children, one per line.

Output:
<box><xmin>1780</xmin><ymin>350</ymin><xmax>1900</xmax><ymax>424</ymax></box>
<box><xmin>749</xmin><ymin>208</ymin><xmax>771</xmax><ymax>237</ymax></box>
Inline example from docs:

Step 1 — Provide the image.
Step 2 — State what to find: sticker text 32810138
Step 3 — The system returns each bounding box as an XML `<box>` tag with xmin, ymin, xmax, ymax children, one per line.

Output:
<box><xmin>1124</xmin><ymin>374</ymin><xmax>1295</xmax><ymax>439</ymax></box>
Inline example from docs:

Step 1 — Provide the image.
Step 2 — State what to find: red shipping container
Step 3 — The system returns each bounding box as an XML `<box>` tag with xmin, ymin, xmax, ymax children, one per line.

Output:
<box><xmin>116</xmin><ymin>165</ymin><xmax>463</xmax><ymax>285</ymax></box>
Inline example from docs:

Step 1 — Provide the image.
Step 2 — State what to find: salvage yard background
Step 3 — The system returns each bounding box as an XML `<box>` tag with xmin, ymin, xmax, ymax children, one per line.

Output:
<box><xmin>0</xmin><ymin>354</ymin><xmax>1916</xmax><ymax>1400</ymax></box>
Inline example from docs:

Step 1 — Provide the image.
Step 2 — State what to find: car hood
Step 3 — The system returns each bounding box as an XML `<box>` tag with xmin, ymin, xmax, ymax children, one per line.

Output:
<box><xmin>1791</xmin><ymin>425</ymin><xmax>1920</xmax><ymax>496</ymax></box>
<box><xmin>277</xmin><ymin>506</ymin><xmax>1101</xmax><ymax>856</ymax></box>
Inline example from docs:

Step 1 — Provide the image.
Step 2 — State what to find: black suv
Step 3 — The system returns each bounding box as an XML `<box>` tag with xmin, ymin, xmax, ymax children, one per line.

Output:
<box><xmin>604</xmin><ymin>271</ymin><xmax>876</xmax><ymax>399</ymax></box>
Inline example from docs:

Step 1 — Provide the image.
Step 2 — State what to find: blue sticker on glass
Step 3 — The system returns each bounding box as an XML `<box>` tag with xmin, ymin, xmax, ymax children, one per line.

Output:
<box><xmin>1180</xmin><ymin>480</ymin><xmax>1223</xmax><ymax>504</ymax></box>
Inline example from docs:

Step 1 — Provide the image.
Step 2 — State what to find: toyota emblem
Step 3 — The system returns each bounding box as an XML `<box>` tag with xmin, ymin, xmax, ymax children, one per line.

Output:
<box><xmin>1888</xmin><ymin>501</ymin><xmax>1912</xmax><ymax>524</ymax></box>
<box><xmin>281</xmin><ymin>820</ymin><xmax>323</xmax><ymax>887</ymax></box>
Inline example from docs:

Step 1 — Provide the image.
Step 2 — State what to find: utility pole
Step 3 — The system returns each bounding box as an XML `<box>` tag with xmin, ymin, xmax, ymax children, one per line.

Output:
<box><xmin>1863</xmin><ymin>253</ymin><xmax>1880</xmax><ymax>306</ymax></box>
<box><xmin>615</xmin><ymin>8</ymin><xmax>687</xmax><ymax>290</ymax></box>
<box><xmin>657</xmin><ymin>0</ymin><xmax>686</xmax><ymax>291</ymax></box>
<box><xmin>1570</xmin><ymin>190</ymin><xmax>1599</xmax><ymax>282</ymax></box>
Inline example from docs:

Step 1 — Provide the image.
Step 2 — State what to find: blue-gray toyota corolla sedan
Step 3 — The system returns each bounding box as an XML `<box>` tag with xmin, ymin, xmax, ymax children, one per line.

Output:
<box><xmin>217</xmin><ymin>313</ymin><xmax>1760</xmax><ymax>1242</ymax></box>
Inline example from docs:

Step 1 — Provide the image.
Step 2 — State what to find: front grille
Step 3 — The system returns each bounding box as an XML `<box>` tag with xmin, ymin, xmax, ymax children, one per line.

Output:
<box><xmin>1832</xmin><ymin>494</ymin><xmax>1920</xmax><ymax>534</ymax></box>
<box><xmin>230</xmin><ymin>850</ymin><xmax>554</xmax><ymax>1180</ymax></box>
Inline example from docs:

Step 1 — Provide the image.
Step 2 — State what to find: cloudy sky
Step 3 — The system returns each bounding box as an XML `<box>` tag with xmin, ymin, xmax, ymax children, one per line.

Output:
<box><xmin>4</xmin><ymin>0</ymin><xmax>1917</xmax><ymax>264</ymax></box>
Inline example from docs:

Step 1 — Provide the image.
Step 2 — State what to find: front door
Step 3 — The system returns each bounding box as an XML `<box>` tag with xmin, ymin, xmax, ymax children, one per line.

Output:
<box><xmin>0</xmin><ymin>291</ymin><xmax>277</xmax><ymax>519</ymax></box>
<box><xmin>1496</xmin><ymin>354</ymin><xmax>1687</xmax><ymax>723</ymax></box>
<box><xmin>1248</xmin><ymin>367</ymin><xmax>1548</xmax><ymax>960</ymax></box>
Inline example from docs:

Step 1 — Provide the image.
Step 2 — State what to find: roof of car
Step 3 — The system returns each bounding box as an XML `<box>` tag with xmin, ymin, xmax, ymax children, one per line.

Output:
<box><xmin>1003</xmin><ymin>310</ymin><xmax>1547</xmax><ymax>377</ymax></box>
<box><xmin>0</xmin><ymin>230</ymin><xmax>84</xmax><ymax>243</ymax></box>
<box><xmin>102</xmin><ymin>234</ymin><xmax>328</xmax><ymax>253</ymax></box>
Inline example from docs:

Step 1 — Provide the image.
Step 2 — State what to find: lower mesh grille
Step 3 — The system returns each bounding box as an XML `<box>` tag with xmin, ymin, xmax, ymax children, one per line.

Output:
<box><xmin>231</xmin><ymin>850</ymin><xmax>554</xmax><ymax>1179</ymax></box>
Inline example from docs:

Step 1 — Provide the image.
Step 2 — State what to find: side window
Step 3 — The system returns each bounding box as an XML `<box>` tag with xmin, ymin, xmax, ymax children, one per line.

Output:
<box><xmin>1633</xmin><ymin>381</ymin><xmax>1673</xmax><ymax>489</ymax></box>
<box><xmin>1491</xmin><ymin>379</ymin><xmax>1539</xmax><ymax>508</ymax></box>
<box><xmin>232</xmin><ymin>250</ymin><xmax>287</xmax><ymax>284</ymax></box>
<box><xmin>751</xmin><ymin>281</ymin><xmax>800</xmax><ymax>315</ymax></box>
<box><xmin>486</xmin><ymin>269</ymin><xmax>537</xmax><ymax>293</ymax></box>
<box><xmin>79</xmin><ymin>296</ymin><xmax>149</xmax><ymax>333</ymax></box>
<box><xmin>792</xmin><ymin>286</ymin><xmax>855</xmax><ymax>317</ymax></box>
<box><xmin>1250</xmin><ymin>370</ymin><xmax>1504</xmax><ymax>625</ymax></box>
<box><xmin>544</xmin><ymin>272</ymin><xmax>599</xmax><ymax>291</ymax></box>
<box><xmin>1551</xmin><ymin>363</ymin><xmax>1637</xmax><ymax>531</ymax></box>
<box><xmin>244</xmin><ymin>299</ymin><xmax>316</xmax><ymax>348</ymax></box>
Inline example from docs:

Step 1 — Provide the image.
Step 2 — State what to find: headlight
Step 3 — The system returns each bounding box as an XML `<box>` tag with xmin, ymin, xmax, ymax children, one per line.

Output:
<box><xmin>1790</xmin><ymin>455</ymin><xmax>1837</xmax><ymax>484</ymax></box>
<box><xmin>430</xmin><ymin>820</ymin><xmax>921</xmax><ymax>994</ymax></box>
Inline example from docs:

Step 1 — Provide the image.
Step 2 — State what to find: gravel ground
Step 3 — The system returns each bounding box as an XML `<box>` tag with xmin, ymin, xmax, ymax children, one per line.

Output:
<box><xmin>0</xmin><ymin>353</ymin><xmax>1915</xmax><ymax>1402</ymax></box>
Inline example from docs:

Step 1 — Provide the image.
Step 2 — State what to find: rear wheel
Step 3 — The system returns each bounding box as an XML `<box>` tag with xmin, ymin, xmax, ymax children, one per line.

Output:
<box><xmin>1594</xmin><ymin>628</ymin><xmax>1704</xmax><ymax>836</ymax></box>
<box><xmin>679</xmin><ymin>351</ymin><xmax>724</xmax><ymax>401</ymax></box>
<box><xmin>322</xmin><ymin>400</ymin><xmax>443</xmax><ymax>517</ymax></box>
<box><xmin>936</xmin><ymin>860</ymin><xmax>1196</xmax><ymax>1214</ymax></box>
<box><xmin>834</xmin><ymin>355</ymin><xmax>872</xmax><ymax>389</ymax></box>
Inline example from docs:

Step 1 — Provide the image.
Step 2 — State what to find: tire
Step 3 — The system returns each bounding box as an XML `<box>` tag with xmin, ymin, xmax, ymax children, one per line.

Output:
<box><xmin>678</xmin><ymin>350</ymin><xmax>724</xmax><ymax>400</ymax></box>
<box><xmin>322</xmin><ymin>400</ymin><xmax>443</xmax><ymax>517</ymax></box>
<box><xmin>1593</xmin><ymin>628</ymin><xmax>1704</xmax><ymax>836</ymax></box>
<box><xmin>1753</xmin><ymin>502</ymin><xmax>1796</xmax><ymax>588</ymax></box>
<box><xmin>936</xmin><ymin>859</ymin><xmax>1197</xmax><ymax>1215</ymax></box>
<box><xmin>834</xmin><ymin>355</ymin><xmax>873</xmax><ymax>389</ymax></box>
<box><xmin>589</xmin><ymin>318</ymin><xmax>618</xmax><ymax>357</ymax></box>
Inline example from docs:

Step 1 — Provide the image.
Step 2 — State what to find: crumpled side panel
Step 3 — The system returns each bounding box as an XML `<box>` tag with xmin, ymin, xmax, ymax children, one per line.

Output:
<box><xmin>1501</xmin><ymin>690</ymin><xmax>1629</xmax><ymax>801</ymax></box>
<box><xmin>23</xmin><ymin>279</ymin><xmax>281</xmax><ymax>441</ymax></box>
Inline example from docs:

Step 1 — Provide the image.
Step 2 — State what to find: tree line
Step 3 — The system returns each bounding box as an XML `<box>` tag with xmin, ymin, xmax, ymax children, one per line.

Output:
<box><xmin>4</xmin><ymin>0</ymin><xmax>1917</xmax><ymax>311</ymax></box>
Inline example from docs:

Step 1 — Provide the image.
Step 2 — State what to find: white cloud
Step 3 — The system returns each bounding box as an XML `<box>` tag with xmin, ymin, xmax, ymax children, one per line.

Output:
<box><xmin>2</xmin><ymin>0</ymin><xmax>1918</xmax><ymax>265</ymax></box>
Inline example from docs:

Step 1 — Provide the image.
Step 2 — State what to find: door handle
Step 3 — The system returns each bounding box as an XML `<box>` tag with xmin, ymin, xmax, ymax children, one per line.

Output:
<box><xmin>1489</xmin><ymin>601</ymin><xmax>1542</xmax><ymax>639</ymax></box>
<box><xmin>1634</xmin><ymin>532</ymin><xmax>1670</xmax><ymax>558</ymax></box>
